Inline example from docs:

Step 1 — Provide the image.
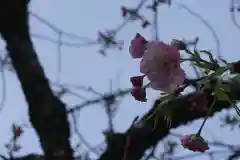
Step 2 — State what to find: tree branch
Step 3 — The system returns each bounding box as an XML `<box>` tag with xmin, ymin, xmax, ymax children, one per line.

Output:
<box><xmin>98</xmin><ymin>79</ymin><xmax>240</xmax><ymax>160</ymax></box>
<box><xmin>0</xmin><ymin>1</ymin><xmax>73</xmax><ymax>159</ymax></box>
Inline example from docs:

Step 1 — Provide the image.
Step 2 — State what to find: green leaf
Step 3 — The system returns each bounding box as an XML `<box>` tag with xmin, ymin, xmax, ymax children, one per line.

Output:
<box><xmin>219</xmin><ymin>84</ymin><xmax>231</xmax><ymax>93</ymax></box>
<box><xmin>199</xmin><ymin>50</ymin><xmax>215</xmax><ymax>62</ymax></box>
<box><xmin>185</xmin><ymin>49</ymin><xmax>195</xmax><ymax>56</ymax></box>
<box><xmin>220</xmin><ymin>58</ymin><xmax>228</xmax><ymax>65</ymax></box>
<box><xmin>207</xmin><ymin>67</ymin><xmax>228</xmax><ymax>80</ymax></box>
<box><xmin>194</xmin><ymin>60</ymin><xmax>215</xmax><ymax>70</ymax></box>
<box><xmin>214</xmin><ymin>67</ymin><xmax>228</xmax><ymax>75</ymax></box>
<box><xmin>214</xmin><ymin>86</ymin><xmax>240</xmax><ymax>117</ymax></box>
<box><xmin>192</xmin><ymin>54</ymin><xmax>201</xmax><ymax>64</ymax></box>
<box><xmin>199</xmin><ymin>50</ymin><xmax>212</xmax><ymax>54</ymax></box>
<box><xmin>214</xmin><ymin>87</ymin><xmax>229</xmax><ymax>101</ymax></box>
<box><xmin>194</xmin><ymin>62</ymin><xmax>209</xmax><ymax>69</ymax></box>
<box><xmin>145</xmin><ymin>95</ymin><xmax>175</xmax><ymax>130</ymax></box>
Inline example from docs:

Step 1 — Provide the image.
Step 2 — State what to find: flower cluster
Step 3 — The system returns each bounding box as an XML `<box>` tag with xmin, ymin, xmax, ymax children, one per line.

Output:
<box><xmin>128</xmin><ymin>33</ymin><xmax>213</xmax><ymax>153</ymax></box>
<box><xmin>129</xmin><ymin>33</ymin><xmax>185</xmax><ymax>101</ymax></box>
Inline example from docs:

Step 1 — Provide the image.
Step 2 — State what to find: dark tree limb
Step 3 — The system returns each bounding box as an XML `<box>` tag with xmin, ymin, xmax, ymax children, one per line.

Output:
<box><xmin>11</xmin><ymin>154</ymin><xmax>43</xmax><ymax>160</ymax></box>
<box><xmin>0</xmin><ymin>1</ymin><xmax>73</xmax><ymax>160</ymax></box>
<box><xmin>98</xmin><ymin>80</ymin><xmax>240</xmax><ymax>160</ymax></box>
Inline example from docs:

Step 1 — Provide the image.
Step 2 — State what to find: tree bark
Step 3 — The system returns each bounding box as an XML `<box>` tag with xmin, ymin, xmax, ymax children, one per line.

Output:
<box><xmin>0</xmin><ymin>1</ymin><xmax>73</xmax><ymax>160</ymax></box>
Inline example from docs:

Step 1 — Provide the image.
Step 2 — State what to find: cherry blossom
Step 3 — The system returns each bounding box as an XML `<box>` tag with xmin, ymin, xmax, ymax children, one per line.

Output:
<box><xmin>140</xmin><ymin>41</ymin><xmax>185</xmax><ymax>92</ymax></box>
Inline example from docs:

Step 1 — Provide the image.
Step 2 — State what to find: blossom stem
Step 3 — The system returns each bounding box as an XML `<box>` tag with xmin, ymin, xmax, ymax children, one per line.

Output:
<box><xmin>197</xmin><ymin>97</ymin><xmax>216</xmax><ymax>135</ymax></box>
<box><xmin>143</xmin><ymin>82</ymin><xmax>151</xmax><ymax>89</ymax></box>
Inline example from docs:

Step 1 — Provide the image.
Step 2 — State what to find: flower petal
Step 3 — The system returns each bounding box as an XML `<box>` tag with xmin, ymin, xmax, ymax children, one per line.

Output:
<box><xmin>129</xmin><ymin>33</ymin><xmax>147</xmax><ymax>59</ymax></box>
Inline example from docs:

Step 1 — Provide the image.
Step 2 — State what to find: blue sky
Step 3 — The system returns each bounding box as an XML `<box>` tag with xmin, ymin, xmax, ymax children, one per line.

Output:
<box><xmin>0</xmin><ymin>0</ymin><xmax>239</xmax><ymax>159</ymax></box>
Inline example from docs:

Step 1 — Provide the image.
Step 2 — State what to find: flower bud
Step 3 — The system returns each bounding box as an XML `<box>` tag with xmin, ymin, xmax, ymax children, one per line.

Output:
<box><xmin>181</xmin><ymin>134</ymin><xmax>209</xmax><ymax>152</ymax></box>
<box><xmin>131</xmin><ymin>87</ymin><xmax>147</xmax><ymax>102</ymax></box>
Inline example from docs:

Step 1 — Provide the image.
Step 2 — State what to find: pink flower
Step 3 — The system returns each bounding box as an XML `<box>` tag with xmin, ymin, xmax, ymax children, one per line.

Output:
<box><xmin>181</xmin><ymin>134</ymin><xmax>209</xmax><ymax>152</ymax></box>
<box><xmin>130</xmin><ymin>75</ymin><xmax>145</xmax><ymax>87</ymax></box>
<box><xmin>131</xmin><ymin>87</ymin><xmax>147</xmax><ymax>102</ymax></box>
<box><xmin>129</xmin><ymin>33</ymin><xmax>148</xmax><ymax>59</ymax></box>
<box><xmin>140</xmin><ymin>41</ymin><xmax>185</xmax><ymax>92</ymax></box>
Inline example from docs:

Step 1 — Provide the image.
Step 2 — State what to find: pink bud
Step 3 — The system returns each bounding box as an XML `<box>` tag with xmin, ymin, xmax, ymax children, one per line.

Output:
<box><xmin>14</xmin><ymin>127</ymin><xmax>23</xmax><ymax>137</ymax></box>
<box><xmin>130</xmin><ymin>75</ymin><xmax>145</xmax><ymax>87</ymax></box>
<box><xmin>121</xmin><ymin>7</ymin><xmax>127</xmax><ymax>17</ymax></box>
<box><xmin>129</xmin><ymin>33</ymin><xmax>148</xmax><ymax>59</ymax></box>
<box><xmin>131</xmin><ymin>87</ymin><xmax>147</xmax><ymax>102</ymax></box>
<box><xmin>181</xmin><ymin>134</ymin><xmax>209</xmax><ymax>152</ymax></box>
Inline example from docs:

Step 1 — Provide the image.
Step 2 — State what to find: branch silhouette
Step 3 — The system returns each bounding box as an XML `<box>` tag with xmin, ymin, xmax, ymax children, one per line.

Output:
<box><xmin>0</xmin><ymin>1</ymin><xmax>73</xmax><ymax>159</ymax></box>
<box><xmin>0</xmin><ymin>0</ymin><xmax>239</xmax><ymax>160</ymax></box>
<box><xmin>98</xmin><ymin>78</ymin><xmax>240</xmax><ymax>160</ymax></box>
